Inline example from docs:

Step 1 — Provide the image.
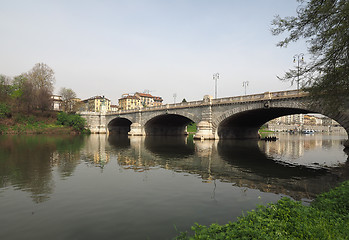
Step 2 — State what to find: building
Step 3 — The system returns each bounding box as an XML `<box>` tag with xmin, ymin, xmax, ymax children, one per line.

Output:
<box><xmin>303</xmin><ymin>115</ymin><xmax>317</xmax><ymax>125</ymax></box>
<box><xmin>134</xmin><ymin>92</ymin><xmax>163</xmax><ymax>107</ymax></box>
<box><xmin>61</xmin><ymin>97</ymin><xmax>82</xmax><ymax>113</ymax></box>
<box><xmin>118</xmin><ymin>95</ymin><xmax>141</xmax><ymax>110</ymax></box>
<box><xmin>152</xmin><ymin>96</ymin><xmax>163</xmax><ymax>106</ymax></box>
<box><xmin>110</xmin><ymin>105</ymin><xmax>119</xmax><ymax>112</ymax></box>
<box><xmin>135</xmin><ymin>92</ymin><xmax>154</xmax><ymax>107</ymax></box>
<box><xmin>83</xmin><ymin>96</ymin><xmax>111</xmax><ymax>112</ymax></box>
<box><xmin>119</xmin><ymin>92</ymin><xmax>163</xmax><ymax>110</ymax></box>
<box><xmin>51</xmin><ymin>95</ymin><xmax>62</xmax><ymax>111</ymax></box>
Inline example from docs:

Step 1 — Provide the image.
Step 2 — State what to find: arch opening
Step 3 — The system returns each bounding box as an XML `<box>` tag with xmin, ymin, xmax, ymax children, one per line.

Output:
<box><xmin>108</xmin><ymin>118</ymin><xmax>132</xmax><ymax>135</ymax></box>
<box><xmin>145</xmin><ymin>114</ymin><xmax>194</xmax><ymax>136</ymax></box>
<box><xmin>217</xmin><ymin>108</ymin><xmax>309</xmax><ymax>139</ymax></box>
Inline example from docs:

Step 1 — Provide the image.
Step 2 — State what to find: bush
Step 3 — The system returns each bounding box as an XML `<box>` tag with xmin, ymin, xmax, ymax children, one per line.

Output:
<box><xmin>0</xmin><ymin>124</ymin><xmax>8</xmax><ymax>134</ymax></box>
<box><xmin>0</xmin><ymin>103</ymin><xmax>11</xmax><ymax>118</ymax></box>
<box><xmin>176</xmin><ymin>180</ymin><xmax>349</xmax><ymax>240</ymax></box>
<box><xmin>56</xmin><ymin>112</ymin><xmax>88</xmax><ymax>133</ymax></box>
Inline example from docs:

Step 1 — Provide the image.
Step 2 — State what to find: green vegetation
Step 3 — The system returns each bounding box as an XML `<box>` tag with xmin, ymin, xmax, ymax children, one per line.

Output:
<box><xmin>0</xmin><ymin>103</ymin><xmax>11</xmax><ymax>118</ymax></box>
<box><xmin>0</xmin><ymin>64</ymin><xmax>88</xmax><ymax>135</ymax></box>
<box><xmin>187</xmin><ymin>123</ymin><xmax>197</xmax><ymax>133</ymax></box>
<box><xmin>0</xmin><ymin>111</ymin><xmax>89</xmax><ymax>135</ymax></box>
<box><xmin>176</xmin><ymin>180</ymin><xmax>349</xmax><ymax>240</ymax></box>
<box><xmin>56</xmin><ymin>112</ymin><xmax>90</xmax><ymax>134</ymax></box>
<box><xmin>259</xmin><ymin>125</ymin><xmax>273</xmax><ymax>133</ymax></box>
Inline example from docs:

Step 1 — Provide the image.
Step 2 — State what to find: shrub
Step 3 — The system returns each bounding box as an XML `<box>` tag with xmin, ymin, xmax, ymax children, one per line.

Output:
<box><xmin>176</xmin><ymin>180</ymin><xmax>349</xmax><ymax>240</ymax></box>
<box><xmin>56</xmin><ymin>112</ymin><xmax>88</xmax><ymax>133</ymax></box>
<box><xmin>0</xmin><ymin>124</ymin><xmax>8</xmax><ymax>134</ymax></box>
<box><xmin>0</xmin><ymin>103</ymin><xmax>11</xmax><ymax>118</ymax></box>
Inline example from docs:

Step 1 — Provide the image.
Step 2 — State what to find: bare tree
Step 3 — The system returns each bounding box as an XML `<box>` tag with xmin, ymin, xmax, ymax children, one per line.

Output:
<box><xmin>24</xmin><ymin>63</ymin><xmax>55</xmax><ymax>112</ymax></box>
<box><xmin>59</xmin><ymin>87</ymin><xmax>77</xmax><ymax>112</ymax></box>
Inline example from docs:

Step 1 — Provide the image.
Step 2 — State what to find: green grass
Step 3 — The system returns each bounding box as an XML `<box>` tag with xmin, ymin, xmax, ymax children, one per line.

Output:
<box><xmin>175</xmin><ymin>180</ymin><xmax>349</xmax><ymax>240</ymax></box>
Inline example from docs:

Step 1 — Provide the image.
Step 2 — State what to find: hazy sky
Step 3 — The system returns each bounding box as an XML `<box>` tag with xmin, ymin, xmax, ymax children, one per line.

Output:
<box><xmin>0</xmin><ymin>0</ymin><xmax>308</xmax><ymax>104</ymax></box>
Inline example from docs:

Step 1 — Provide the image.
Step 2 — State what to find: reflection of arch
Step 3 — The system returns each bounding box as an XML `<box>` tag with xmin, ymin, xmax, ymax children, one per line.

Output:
<box><xmin>217</xmin><ymin>139</ymin><xmax>327</xmax><ymax>178</ymax></box>
<box><xmin>144</xmin><ymin>136</ymin><xmax>194</xmax><ymax>157</ymax></box>
<box><xmin>107</xmin><ymin>135</ymin><xmax>131</xmax><ymax>149</ymax></box>
<box><xmin>108</xmin><ymin>118</ymin><xmax>132</xmax><ymax>135</ymax></box>
<box><xmin>144</xmin><ymin>114</ymin><xmax>194</xmax><ymax>136</ymax></box>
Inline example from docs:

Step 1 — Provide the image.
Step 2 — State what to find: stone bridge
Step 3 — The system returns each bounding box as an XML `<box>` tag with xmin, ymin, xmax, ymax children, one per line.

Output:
<box><xmin>80</xmin><ymin>90</ymin><xmax>349</xmax><ymax>147</ymax></box>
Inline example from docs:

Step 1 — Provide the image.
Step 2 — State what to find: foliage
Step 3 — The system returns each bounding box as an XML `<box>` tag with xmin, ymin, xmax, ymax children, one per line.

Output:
<box><xmin>59</xmin><ymin>87</ymin><xmax>77</xmax><ymax>113</ymax></box>
<box><xmin>176</xmin><ymin>180</ymin><xmax>349</xmax><ymax>240</ymax></box>
<box><xmin>187</xmin><ymin>122</ymin><xmax>197</xmax><ymax>133</ymax></box>
<box><xmin>0</xmin><ymin>74</ymin><xmax>13</xmax><ymax>102</ymax></box>
<box><xmin>272</xmin><ymin>0</ymin><xmax>349</xmax><ymax>111</ymax></box>
<box><xmin>0</xmin><ymin>103</ymin><xmax>11</xmax><ymax>118</ymax></box>
<box><xmin>56</xmin><ymin>112</ymin><xmax>89</xmax><ymax>133</ymax></box>
<box><xmin>0</xmin><ymin>125</ymin><xmax>8</xmax><ymax>134</ymax></box>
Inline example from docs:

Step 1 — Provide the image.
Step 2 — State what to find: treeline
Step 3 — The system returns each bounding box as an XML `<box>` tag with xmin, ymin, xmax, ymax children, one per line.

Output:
<box><xmin>0</xmin><ymin>63</ymin><xmax>55</xmax><ymax>113</ymax></box>
<box><xmin>0</xmin><ymin>63</ymin><xmax>89</xmax><ymax>134</ymax></box>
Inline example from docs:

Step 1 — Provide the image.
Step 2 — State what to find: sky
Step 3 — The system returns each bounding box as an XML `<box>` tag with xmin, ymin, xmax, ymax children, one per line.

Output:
<box><xmin>0</xmin><ymin>0</ymin><xmax>308</xmax><ymax>104</ymax></box>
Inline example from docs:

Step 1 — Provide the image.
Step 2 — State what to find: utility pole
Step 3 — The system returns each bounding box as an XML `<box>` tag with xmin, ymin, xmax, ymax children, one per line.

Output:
<box><xmin>213</xmin><ymin>73</ymin><xmax>219</xmax><ymax>99</ymax></box>
<box><xmin>242</xmin><ymin>81</ymin><xmax>249</xmax><ymax>95</ymax></box>
<box><xmin>293</xmin><ymin>53</ymin><xmax>304</xmax><ymax>91</ymax></box>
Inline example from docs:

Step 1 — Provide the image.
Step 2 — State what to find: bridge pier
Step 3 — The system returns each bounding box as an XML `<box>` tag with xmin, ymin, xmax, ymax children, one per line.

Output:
<box><xmin>344</xmin><ymin>139</ymin><xmax>349</xmax><ymax>148</ymax></box>
<box><xmin>128</xmin><ymin>123</ymin><xmax>144</xmax><ymax>136</ymax></box>
<box><xmin>194</xmin><ymin>121</ymin><xmax>216</xmax><ymax>140</ymax></box>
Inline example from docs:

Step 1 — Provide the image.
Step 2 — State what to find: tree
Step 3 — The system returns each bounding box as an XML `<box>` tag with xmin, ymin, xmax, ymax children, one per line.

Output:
<box><xmin>0</xmin><ymin>74</ymin><xmax>12</xmax><ymax>102</ymax></box>
<box><xmin>23</xmin><ymin>63</ymin><xmax>55</xmax><ymax>112</ymax></box>
<box><xmin>60</xmin><ymin>87</ymin><xmax>77</xmax><ymax>113</ymax></box>
<box><xmin>182</xmin><ymin>98</ymin><xmax>187</xmax><ymax>103</ymax></box>
<box><xmin>272</xmin><ymin>0</ymin><xmax>349</xmax><ymax>111</ymax></box>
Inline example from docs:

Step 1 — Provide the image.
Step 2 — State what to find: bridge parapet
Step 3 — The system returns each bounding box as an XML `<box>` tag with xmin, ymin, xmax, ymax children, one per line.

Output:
<box><xmin>107</xmin><ymin>90</ymin><xmax>308</xmax><ymax>115</ymax></box>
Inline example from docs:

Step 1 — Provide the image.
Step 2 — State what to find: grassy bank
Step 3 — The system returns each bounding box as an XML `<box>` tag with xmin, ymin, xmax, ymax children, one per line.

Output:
<box><xmin>176</xmin><ymin>180</ymin><xmax>349</xmax><ymax>239</ymax></box>
<box><xmin>0</xmin><ymin>111</ymin><xmax>89</xmax><ymax>135</ymax></box>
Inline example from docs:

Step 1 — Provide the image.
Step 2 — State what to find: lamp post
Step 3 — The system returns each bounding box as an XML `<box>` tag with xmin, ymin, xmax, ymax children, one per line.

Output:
<box><xmin>293</xmin><ymin>53</ymin><xmax>304</xmax><ymax>91</ymax></box>
<box><xmin>173</xmin><ymin>93</ymin><xmax>177</xmax><ymax>104</ymax></box>
<box><xmin>213</xmin><ymin>73</ymin><xmax>219</xmax><ymax>99</ymax></box>
<box><xmin>242</xmin><ymin>81</ymin><xmax>249</xmax><ymax>95</ymax></box>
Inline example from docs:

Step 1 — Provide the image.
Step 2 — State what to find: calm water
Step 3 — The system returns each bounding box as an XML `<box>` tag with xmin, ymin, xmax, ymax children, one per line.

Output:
<box><xmin>0</xmin><ymin>133</ymin><xmax>348</xmax><ymax>240</ymax></box>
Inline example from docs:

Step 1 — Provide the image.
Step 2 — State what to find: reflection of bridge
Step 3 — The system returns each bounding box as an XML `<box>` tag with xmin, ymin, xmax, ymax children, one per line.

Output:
<box><xmin>80</xmin><ymin>90</ymin><xmax>349</xmax><ymax>147</ymax></box>
<box><xmin>100</xmin><ymin>135</ymin><xmax>349</xmax><ymax>200</ymax></box>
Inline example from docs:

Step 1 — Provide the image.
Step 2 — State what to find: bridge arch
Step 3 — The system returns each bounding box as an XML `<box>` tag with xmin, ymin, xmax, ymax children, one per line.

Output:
<box><xmin>212</xmin><ymin>100</ymin><xmax>349</xmax><ymax>139</ymax></box>
<box><xmin>144</xmin><ymin>114</ymin><xmax>194</xmax><ymax>136</ymax></box>
<box><xmin>107</xmin><ymin>117</ymin><xmax>132</xmax><ymax>135</ymax></box>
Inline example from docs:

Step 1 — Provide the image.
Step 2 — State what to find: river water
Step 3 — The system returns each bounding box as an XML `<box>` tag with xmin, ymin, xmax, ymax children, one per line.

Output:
<box><xmin>0</xmin><ymin>133</ymin><xmax>348</xmax><ymax>239</ymax></box>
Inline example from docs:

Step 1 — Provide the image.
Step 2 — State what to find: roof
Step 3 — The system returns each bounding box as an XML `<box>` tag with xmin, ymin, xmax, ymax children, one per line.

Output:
<box><xmin>119</xmin><ymin>95</ymin><xmax>140</xmax><ymax>100</ymax></box>
<box><xmin>135</xmin><ymin>92</ymin><xmax>154</xmax><ymax>98</ymax></box>
<box><xmin>84</xmin><ymin>96</ymin><xmax>110</xmax><ymax>101</ymax></box>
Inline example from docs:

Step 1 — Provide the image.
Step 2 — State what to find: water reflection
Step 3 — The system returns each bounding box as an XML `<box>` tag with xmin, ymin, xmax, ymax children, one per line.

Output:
<box><xmin>0</xmin><ymin>135</ymin><xmax>85</xmax><ymax>202</ymax></box>
<box><xmin>106</xmin><ymin>134</ymin><xmax>349</xmax><ymax>200</ymax></box>
<box><xmin>0</xmin><ymin>133</ymin><xmax>348</xmax><ymax>203</ymax></box>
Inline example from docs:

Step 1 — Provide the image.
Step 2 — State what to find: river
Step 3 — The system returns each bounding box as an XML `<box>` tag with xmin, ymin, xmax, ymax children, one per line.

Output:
<box><xmin>0</xmin><ymin>133</ymin><xmax>348</xmax><ymax>239</ymax></box>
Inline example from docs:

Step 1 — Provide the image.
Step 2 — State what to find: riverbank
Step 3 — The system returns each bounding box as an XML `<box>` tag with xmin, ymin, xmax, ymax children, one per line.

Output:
<box><xmin>176</xmin><ymin>180</ymin><xmax>349</xmax><ymax>239</ymax></box>
<box><xmin>0</xmin><ymin>111</ymin><xmax>88</xmax><ymax>135</ymax></box>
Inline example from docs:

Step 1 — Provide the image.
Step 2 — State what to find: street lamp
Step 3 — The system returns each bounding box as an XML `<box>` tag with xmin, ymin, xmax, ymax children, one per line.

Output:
<box><xmin>242</xmin><ymin>81</ymin><xmax>249</xmax><ymax>95</ymax></box>
<box><xmin>213</xmin><ymin>73</ymin><xmax>219</xmax><ymax>99</ymax></box>
<box><xmin>293</xmin><ymin>53</ymin><xmax>304</xmax><ymax>91</ymax></box>
<box><xmin>173</xmin><ymin>93</ymin><xmax>177</xmax><ymax>103</ymax></box>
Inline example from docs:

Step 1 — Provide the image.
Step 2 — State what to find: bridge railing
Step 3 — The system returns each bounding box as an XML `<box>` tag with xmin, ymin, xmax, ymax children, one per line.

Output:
<box><xmin>105</xmin><ymin>90</ymin><xmax>307</xmax><ymax>114</ymax></box>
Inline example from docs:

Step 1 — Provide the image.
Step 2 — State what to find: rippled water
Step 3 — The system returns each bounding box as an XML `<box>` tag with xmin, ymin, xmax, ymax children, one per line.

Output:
<box><xmin>0</xmin><ymin>133</ymin><xmax>348</xmax><ymax>239</ymax></box>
